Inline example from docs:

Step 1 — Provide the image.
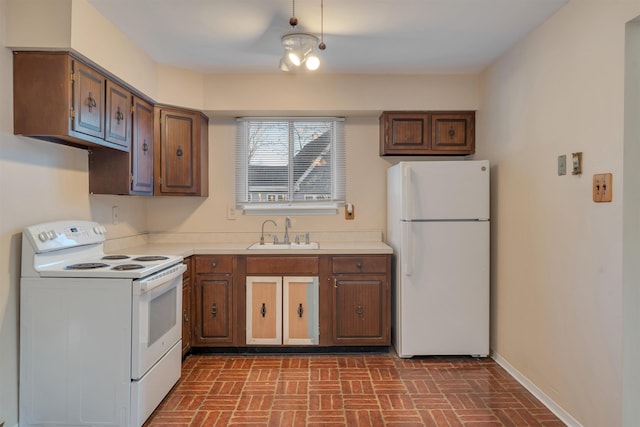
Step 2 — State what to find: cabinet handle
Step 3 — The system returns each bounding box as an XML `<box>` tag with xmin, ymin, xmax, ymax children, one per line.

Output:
<box><xmin>333</xmin><ymin>277</ymin><xmax>338</xmax><ymax>288</ymax></box>
<box><xmin>211</xmin><ymin>303</ymin><xmax>217</xmax><ymax>317</ymax></box>
<box><xmin>176</xmin><ymin>145</ymin><xmax>183</xmax><ymax>157</ymax></box>
<box><xmin>115</xmin><ymin>106</ymin><xmax>124</xmax><ymax>124</ymax></box>
<box><xmin>261</xmin><ymin>303</ymin><xmax>266</xmax><ymax>317</ymax></box>
<box><xmin>142</xmin><ymin>139</ymin><xmax>148</xmax><ymax>153</ymax></box>
<box><xmin>211</xmin><ymin>261</ymin><xmax>217</xmax><ymax>268</ymax></box>
<box><xmin>449</xmin><ymin>126</ymin><xmax>455</xmax><ymax>138</ymax></box>
<box><xmin>298</xmin><ymin>303</ymin><xmax>304</xmax><ymax>318</ymax></box>
<box><xmin>356</xmin><ymin>261</ymin><xmax>363</xmax><ymax>269</ymax></box>
<box><xmin>183</xmin><ymin>309</ymin><xmax>189</xmax><ymax>322</ymax></box>
<box><xmin>356</xmin><ymin>305</ymin><xmax>364</xmax><ymax>317</ymax></box>
<box><xmin>87</xmin><ymin>92</ymin><xmax>97</xmax><ymax>112</ymax></box>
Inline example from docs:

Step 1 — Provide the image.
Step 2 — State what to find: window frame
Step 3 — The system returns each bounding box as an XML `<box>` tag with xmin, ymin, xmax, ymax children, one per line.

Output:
<box><xmin>235</xmin><ymin>117</ymin><xmax>346</xmax><ymax>215</ymax></box>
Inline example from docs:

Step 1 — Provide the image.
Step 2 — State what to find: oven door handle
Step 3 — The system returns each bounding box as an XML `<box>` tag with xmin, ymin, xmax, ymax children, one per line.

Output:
<box><xmin>137</xmin><ymin>263</ymin><xmax>186</xmax><ymax>294</ymax></box>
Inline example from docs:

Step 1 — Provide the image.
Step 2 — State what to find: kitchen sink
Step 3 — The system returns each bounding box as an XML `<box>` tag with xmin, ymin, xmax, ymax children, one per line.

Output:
<box><xmin>247</xmin><ymin>242</ymin><xmax>320</xmax><ymax>250</ymax></box>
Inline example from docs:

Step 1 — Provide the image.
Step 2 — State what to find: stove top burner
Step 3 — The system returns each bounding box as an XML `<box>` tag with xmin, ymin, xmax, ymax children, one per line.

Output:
<box><xmin>65</xmin><ymin>262</ymin><xmax>110</xmax><ymax>270</ymax></box>
<box><xmin>132</xmin><ymin>256</ymin><xmax>169</xmax><ymax>262</ymax></box>
<box><xmin>111</xmin><ymin>264</ymin><xmax>145</xmax><ymax>271</ymax></box>
<box><xmin>102</xmin><ymin>255</ymin><xmax>130</xmax><ymax>260</ymax></box>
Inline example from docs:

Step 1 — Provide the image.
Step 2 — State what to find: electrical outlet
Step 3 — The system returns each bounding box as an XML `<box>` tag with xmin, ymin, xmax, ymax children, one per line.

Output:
<box><xmin>557</xmin><ymin>155</ymin><xmax>566</xmax><ymax>176</ymax></box>
<box><xmin>227</xmin><ymin>204</ymin><xmax>237</xmax><ymax>220</ymax></box>
<box><xmin>593</xmin><ymin>173</ymin><xmax>612</xmax><ymax>202</ymax></box>
<box><xmin>112</xmin><ymin>206</ymin><xmax>119</xmax><ymax>225</ymax></box>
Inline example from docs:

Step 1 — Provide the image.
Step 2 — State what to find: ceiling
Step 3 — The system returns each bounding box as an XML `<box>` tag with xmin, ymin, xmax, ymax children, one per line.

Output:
<box><xmin>87</xmin><ymin>0</ymin><xmax>568</xmax><ymax>75</ymax></box>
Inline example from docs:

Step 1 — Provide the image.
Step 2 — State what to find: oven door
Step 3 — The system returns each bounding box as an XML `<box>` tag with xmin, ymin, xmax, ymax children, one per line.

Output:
<box><xmin>131</xmin><ymin>263</ymin><xmax>186</xmax><ymax>380</ymax></box>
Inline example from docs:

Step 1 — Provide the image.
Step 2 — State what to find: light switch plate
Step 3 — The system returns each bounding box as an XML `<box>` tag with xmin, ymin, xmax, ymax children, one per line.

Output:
<box><xmin>558</xmin><ymin>155</ymin><xmax>566</xmax><ymax>176</ymax></box>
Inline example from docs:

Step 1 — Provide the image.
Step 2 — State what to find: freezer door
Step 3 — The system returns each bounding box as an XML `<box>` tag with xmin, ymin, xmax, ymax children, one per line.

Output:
<box><xmin>400</xmin><ymin>160</ymin><xmax>489</xmax><ymax>220</ymax></box>
<box><xmin>394</xmin><ymin>221</ymin><xmax>489</xmax><ymax>357</ymax></box>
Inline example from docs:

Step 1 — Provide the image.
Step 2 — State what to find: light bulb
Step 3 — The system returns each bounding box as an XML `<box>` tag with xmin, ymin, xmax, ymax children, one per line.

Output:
<box><xmin>288</xmin><ymin>51</ymin><xmax>302</xmax><ymax>66</ymax></box>
<box><xmin>305</xmin><ymin>54</ymin><xmax>320</xmax><ymax>70</ymax></box>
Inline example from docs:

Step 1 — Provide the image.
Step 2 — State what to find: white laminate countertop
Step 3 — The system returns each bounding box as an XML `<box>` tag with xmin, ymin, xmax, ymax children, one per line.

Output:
<box><xmin>106</xmin><ymin>232</ymin><xmax>393</xmax><ymax>258</ymax></box>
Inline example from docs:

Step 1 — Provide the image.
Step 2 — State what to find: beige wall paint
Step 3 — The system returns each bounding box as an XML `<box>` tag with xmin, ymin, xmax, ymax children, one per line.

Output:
<box><xmin>479</xmin><ymin>1</ymin><xmax>640</xmax><ymax>425</ymax></box>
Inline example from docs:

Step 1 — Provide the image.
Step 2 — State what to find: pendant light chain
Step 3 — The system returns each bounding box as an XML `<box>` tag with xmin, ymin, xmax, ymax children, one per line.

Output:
<box><xmin>319</xmin><ymin>0</ymin><xmax>326</xmax><ymax>50</ymax></box>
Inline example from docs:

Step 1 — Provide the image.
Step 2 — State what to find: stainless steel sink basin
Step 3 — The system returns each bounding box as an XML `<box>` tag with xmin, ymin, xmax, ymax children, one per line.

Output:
<box><xmin>247</xmin><ymin>242</ymin><xmax>320</xmax><ymax>250</ymax></box>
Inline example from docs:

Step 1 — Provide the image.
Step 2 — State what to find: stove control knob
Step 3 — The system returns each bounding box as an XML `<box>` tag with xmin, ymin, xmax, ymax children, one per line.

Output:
<box><xmin>38</xmin><ymin>232</ymin><xmax>48</xmax><ymax>242</ymax></box>
<box><xmin>101</xmin><ymin>225</ymin><xmax>107</xmax><ymax>233</ymax></box>
<box><xmin>47</xmin><ymin>230</ymin><xmax>57</xmax><ymax>239</ymax></box>
<box><xmin>93</xmin><ymin>226</ymin><xmax>101</xmax><ymax>234</ymax></box>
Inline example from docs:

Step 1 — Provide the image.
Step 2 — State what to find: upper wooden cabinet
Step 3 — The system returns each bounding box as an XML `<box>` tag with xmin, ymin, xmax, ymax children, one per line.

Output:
<box><xmin>379</xmin><ymin>111</ymin><xmax>475</xmax><ymax>156</ymax></box>
<box><xmin>13</xmin><ymin>51</ymin><xmax>130</xmax><ymax>152</ymax></box>
<box><xmin>89</xmin><ymin>96</ymin><xmax>154</xmax><ymax>195</ymax></box>
<box><xmin>154</xmin><ymin>106</ymin><xmax>209</xmax><ymax>196</ymax></box>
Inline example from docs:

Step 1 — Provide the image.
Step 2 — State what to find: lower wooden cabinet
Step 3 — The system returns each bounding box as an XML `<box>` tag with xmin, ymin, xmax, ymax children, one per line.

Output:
<box><xmin>246</xmin><ymin>276</ymin><xmax>319</xmax><ymax>345</ymax></box>
<box><xmin>185</xmin><ymin>253</ymin><xmax>390</xmax><ymax>352</ymax></box>
<box><xmin>192</xmin><ymin>256</ymin><xmax>235</xmax><ymax>346</ymax></box>
<box><xmin>330</xmin><ymin>255</ymin><xmax>391</xmax><ymax>345</ymax></box>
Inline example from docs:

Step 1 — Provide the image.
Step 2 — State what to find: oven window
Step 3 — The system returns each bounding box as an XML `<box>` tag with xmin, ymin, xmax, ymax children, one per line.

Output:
<box><xmin>148</xmin><ymin>287</ymin><xmax>177</xmax><ymax>346</ymax></box>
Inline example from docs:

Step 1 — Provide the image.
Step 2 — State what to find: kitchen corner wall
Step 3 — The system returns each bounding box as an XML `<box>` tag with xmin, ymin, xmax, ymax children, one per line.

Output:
<box><xmin>477</xmin><ymin>1</ymin><xmax>640</xmax><ymax>426</ymax></box>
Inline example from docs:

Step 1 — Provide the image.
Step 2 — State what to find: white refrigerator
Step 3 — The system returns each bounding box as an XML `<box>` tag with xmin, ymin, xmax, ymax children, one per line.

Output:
<box><xmin>387</xmin><ymin>160</ymin><xmax>490</xmax><ymax>358</ymax></box>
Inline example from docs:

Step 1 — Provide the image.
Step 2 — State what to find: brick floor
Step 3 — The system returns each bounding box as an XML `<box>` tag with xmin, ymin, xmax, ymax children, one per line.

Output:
<box><xmin>144</xmin><ymin>352</ymin><xmax>565</xmax><ymax>426</ymax></box>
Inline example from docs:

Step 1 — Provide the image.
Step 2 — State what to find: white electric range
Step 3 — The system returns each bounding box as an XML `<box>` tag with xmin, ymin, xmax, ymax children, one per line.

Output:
<box><xmin>20</xmin><ymin>220</ymin><xmax>185</xmax><ymax>427</ymax></box>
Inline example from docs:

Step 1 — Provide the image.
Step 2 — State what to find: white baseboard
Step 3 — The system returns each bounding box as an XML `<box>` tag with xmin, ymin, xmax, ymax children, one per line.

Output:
<box><xmin>491</xmin><ymin>351</ymin><xmax>583</xmax><ymax>427</ymax></box>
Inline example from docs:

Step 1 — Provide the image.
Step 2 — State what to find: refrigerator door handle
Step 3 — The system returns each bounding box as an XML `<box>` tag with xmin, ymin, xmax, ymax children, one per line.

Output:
<box><xmin>402</xmin><ymin>221</ymin><xmax>412</xmax><ymax>276</ymax></box>
<box><xmin>402</xmin><ymin>164</ymin><xmax>412</xmax><ymax>220</ymax></box>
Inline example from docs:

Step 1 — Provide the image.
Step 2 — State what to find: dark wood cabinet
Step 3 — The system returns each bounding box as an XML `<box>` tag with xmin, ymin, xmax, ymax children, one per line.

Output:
<box><xmin>154</xmin><ymin>106</ymin><xmax>209</xmax><ymax>196</ymax></box>
<box><xmin>193</xmin><ymin>256</ymin><xmax>235</xmax><ymax>346</ymax></box>
<box><xmin>89</xmin><ymin>96</ymin><xmax>154</xmax><ymax>195</ymax></box>
<box><xmin>181</xmin><ymin>257</ymin><xmax>192</xmax><ymax>357</ymax></box>
<box><xmin>330</xmin><ymin>255</ymin><xmax>391</xmax><ymax>345</ymax></box>
<box><xmin>13</xmin><ymin>51</ymin><xmax>129</xmax><ymax>152</ymax></box>
<box><xmin>105</xmin><ymin>80</ymin><xmax>132</xmax><ymax>149</ymax></box>
<box><xmin>380</xmin><ymin>111</ymin><xmax>475</xmax><ymax>156</ymax></box>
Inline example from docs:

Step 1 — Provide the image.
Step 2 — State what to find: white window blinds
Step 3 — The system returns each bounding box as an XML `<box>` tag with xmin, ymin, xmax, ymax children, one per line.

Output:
<box><xmin>236</xmin><ymin>118</ymin><xmax>345</xmax><ymax>214</ymax></box>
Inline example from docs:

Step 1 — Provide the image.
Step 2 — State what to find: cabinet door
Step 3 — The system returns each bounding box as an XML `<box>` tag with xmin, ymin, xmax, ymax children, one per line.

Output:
<box><xmin>193</xmin><ymin>274</ymin><xmax>234</xmax><ymax>345</ymax></box>
<box><xmin>131</xmin><ymin>97</ymin><xmax>154</xmax><ymax>194</ymax></box>
<box><xmin>246</xmin><ymin>276</ymin><xmax>282</xmax><ymax>345</ymax></box>
<box><xmin>431</xmin><ymin>112</ymin><xmax>475</xmax><ymax>154</ymax></box>
<box><xmin>105</xmin><ymin>80</ymin><xmax>132</xmax><ymax>149</ymax></box>
<box><xmin>283</xmin><ymin>277</ymin><xmax>319</xmax><ymax>345</ymax></box>
<box><xmin>379</xmin><ymin>112</ymin><xmax>430</xmax><ymax>155</ymax></box>
<box><xmin>73</xmin><ymin>61</ymin><xmax>105</xmax><ymax>139</ymax></box>
<box><xmin>333</xmin><ymin>275</ymin><xmax>389</xmax><ymax>344</ymax></box>
<box><xmin>155</xmin><ymin>107</ymin><xmax>208</xmax><ymax>196</ymax></box>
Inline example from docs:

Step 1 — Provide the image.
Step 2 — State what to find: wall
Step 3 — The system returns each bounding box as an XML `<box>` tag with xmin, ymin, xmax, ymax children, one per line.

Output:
<box><xmin>478</xmin><ymin>1</ymin><xmax>640</xmax><ymax>425</ymax></box>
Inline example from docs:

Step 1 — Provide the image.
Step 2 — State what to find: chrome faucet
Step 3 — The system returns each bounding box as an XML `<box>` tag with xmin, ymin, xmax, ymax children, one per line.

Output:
<box><xmin>283</xmin><ymin>216</ymin><xmax>291</xmax><ymax>244</ymax></box>
<box><xmin>260</xmin><ymin>219</ymin><xmax>277</xmax><ymax>245</ymax></box>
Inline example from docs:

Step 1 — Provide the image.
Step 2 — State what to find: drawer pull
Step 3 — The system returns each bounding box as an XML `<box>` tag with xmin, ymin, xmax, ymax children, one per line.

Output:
<box><xmin>298</xmin><ymin>303</ymin><xmax>304</xmax><ymax>318</ymax></box>
<box><xmin>87</xmin><ymin>92</ymin><xmax>97</xmax><ymax>112</ymax></box>
<box><xmin>211</xmin><ymin>303</ymin><xmax>217</xmax><ymax>317</ymax></box>
<box><xmin>142</xmin><ymin>139</ymin><xmax>148</xmax><ymax>153</ymax></box>
<box><xmin>211</xmin><ymin>261</ymin><xmax>217</xmax><ymax>268</ymax></box>
<box><xmin>356</xmin><ymin>261</ymin><xmax>363</xmax><ymax>268</ymax></box>
<box><xmin>449</xmin><ymin>126</ymin><xmax>455</xmax><ymax>138</ymax></box>
<box><xmin>356</xmin><ymin>305</ymin><xmax>364</xmax><ymax>317</ymax></box>
<box><xmin>115</xmin><ymin>105</ymin><xmax>124</xmax><ymax>124</ymax></box>
<box><xmin>261</xmin><ymin>303</ymin><xmax>267</xmax><ymax>317</ymax></box>
<box><xmin>177</xmin><ymin>145</ymin><xmax>183</xmax><ymax>157</ymax></box>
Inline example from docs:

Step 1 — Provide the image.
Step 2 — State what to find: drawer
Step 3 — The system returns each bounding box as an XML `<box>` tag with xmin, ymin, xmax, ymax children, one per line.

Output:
<box><xmin>195</xmin><ymin>255</ymin><xmax>234</xmax><ymax>274</ymax></box>
<box><xmin>331</xmin><ymin>255</ymin><xmax>387</xmax><ymax>274</ymax></box>
<box><xmin>246</xmin><ymin>256</ymin><xmax>319</xmax><ymax>275</ymax></box>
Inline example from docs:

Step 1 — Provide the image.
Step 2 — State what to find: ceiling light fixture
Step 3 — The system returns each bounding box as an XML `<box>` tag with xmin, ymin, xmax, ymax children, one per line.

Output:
<box><xmin>280</xmin><ymin>0</ymin><xmax>326</xmax><ymax>72</ymax></box>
